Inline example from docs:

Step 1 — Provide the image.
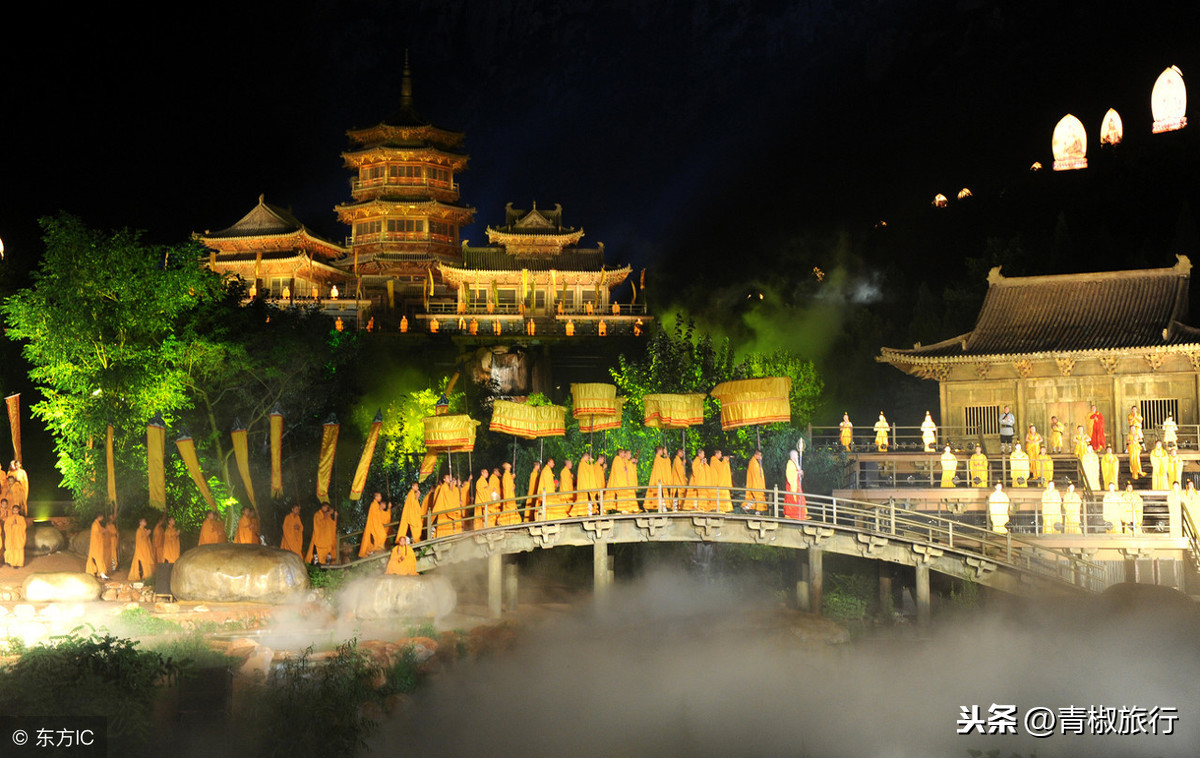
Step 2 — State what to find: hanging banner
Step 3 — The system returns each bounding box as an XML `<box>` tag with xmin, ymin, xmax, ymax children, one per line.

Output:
<box><xmin>422</xmin><ymin>414</ymin><xmax>479</xmax><ymax>451</ymax></box>
<box><xmin>106</xmin><ymin>422</ymin><xmax>118</xmax><ymax>509</ymax></box>
<box><xmin>418</xmin><ymin>452</ymin><xmax>440</xmax><ymax>482</ymax></box>
<box><xmin>269</xmin><ymin>405</ymin><xmax>284</xmax><ymax>499</ymax></box>
<box><xmin>709</xmin><ymin>377</ymin><xmax>792</xmax><ymax>431</ymax></box>
<box><xmin>175</xmin><ymin>432</ymin><xmax>216</xmax><ymax>509</ymax></box>
<box><xmin>350</xmin><ymin>410</ymin><xmax>383</xmax><ymax>501</ymax></box>
<box><xmin>5</xmin><ymin>393</ymin><xmax>20</xmax><ymax>464</ymax></box>
<box><xmin>316</xmin><ymin>414</ymin><xmax>339</xmax><ymax>504</ymax></box>
<box><xmin>147</xmin><ymin>414</ymin><xmax>166</xmax><ymax>510</ymax></box>
<box><xmin>231</xmin><ymin>421</ymin><xmax>257</xmax><ymax>508</ymax></box>
<box><xmin>643</xmin><ymin>393</ymin><xmax>706</xmax><ymax>428</ymax></box>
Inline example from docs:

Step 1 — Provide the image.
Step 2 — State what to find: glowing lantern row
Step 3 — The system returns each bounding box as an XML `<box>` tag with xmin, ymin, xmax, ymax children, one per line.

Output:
<box><xmin>1052</xmin><ymin>114</ymin><xmax>1087</xmax><ymax>171</ymax></box>
<box><xmin>1152</xmin><ymin>66</ymin><xmax>1187</xmax><ymax>133</ymax></box>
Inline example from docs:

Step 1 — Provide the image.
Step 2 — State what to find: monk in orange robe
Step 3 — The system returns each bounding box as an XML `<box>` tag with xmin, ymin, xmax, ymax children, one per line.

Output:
<box><xmin>2</xmin><ymin>505</ymin><xmax>26</xmax><ymax>568</ymax></box>
<box><xmin>235</xmin><ymin>506</ymin><xmax>261</xmax><ymax>544</ymax></box>
<box><xmin>280</xmin><ymin>503</ymin><xmax>305</xmax><ymax>556</ymax></box>
<box><xmin>198</xmin><ymin>510</ymin><xmax>226</xmax><ymax>545</ymax></box>
<box><xmin>536</xmin><ymin>459</ymin><xmax>557</xmax><ymax>520</ymax></box>
<box><xmin>102</xmin><ymin>516</ymin><xmax>119</xmax><ymax>573</ymax></box>
<box><xmin>684</xmin><ymin>451</ymin><xmax>708</xmax><ymax>511</ymax></box>
<box><xmin>644</xmin><ymin>447</ymin><xmax>670</xmax><ymax>511</ymax></box>
<box><xmin>151</xmin><ymin>515</ymin><xmax>166</xmax><ymax>564</ymax></box>
<box><xmin>358</xmin><ymin>493</ymin><xmax>391</xmax><ymax>557</ymax></box>
<box><xmin>385</xmin><ymin>536</ymin><xmax>418</xmax><ymax>576</ymax></box>
<box><xmin>161</xmin><ymin>516</ymin><xmax>181</xmax><ymax>564</ymax></box>
<box><xmin>431</xmin><ymin>475</ymin><xmax>458</xmax><ymax>538</ymax></box>
<box><xmin>487</xmin><ymin>468</ymin><xmax>502</xmax><ymax>527</ymax></box>
<box><xmin>556</xmin><ymin>459</ymin><xmax>576</xmax><ymax>518</ymax></box>
<box><xmin>128</xmin><ymin>517</ymin><xmax>155</xmax><ymax>581</ymax></box>
<box><xmin>306</xmin><ymin>503</ymin><xmax>339</xmax><ymax>564</ymax></box>
<box><xmin>525</xmin><ymin>462</ymin><xmax>541</xmax><ymax>522</ymax></box>
<box><xmin>474</xmin><ymin>469</ymin><xmax>494</xmax><ymax>529</ymax></box>
<box><xmin>85</xmin><ymin>513</ymin><xmax>109</xmax><ymax>578</ymax></box>
<box><xmin>670</xmin><ymin>449</ymin><xmax>687</xmax><ymax>509</ymax></box>
<box><xmin>743</xmin><ymin>450</ymin><xmax>767</xmax><ymax>512</ymax></box>
<box><xmin>500</xmin><ymin>463</ymin><xmax>518</xmax><ymax>524</ymax></box>
<box><xmin>711</xmin><ymin>449</ymin><xmax>733</xmax><ymax>513</ymax></box>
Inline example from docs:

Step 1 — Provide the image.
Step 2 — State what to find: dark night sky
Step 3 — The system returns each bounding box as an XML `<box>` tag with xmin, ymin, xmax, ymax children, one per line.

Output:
<box><xmin>2</xmin><ymin>1</ymin><xmax>1196</xmax><ymax>272</ymax></box>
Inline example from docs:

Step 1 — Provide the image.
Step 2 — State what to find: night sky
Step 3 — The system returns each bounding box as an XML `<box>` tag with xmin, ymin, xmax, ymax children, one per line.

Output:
<box><xmin>2</xmin><ymin>0</ymin><xmax>1199</xmax><ymax>398</ymax></box>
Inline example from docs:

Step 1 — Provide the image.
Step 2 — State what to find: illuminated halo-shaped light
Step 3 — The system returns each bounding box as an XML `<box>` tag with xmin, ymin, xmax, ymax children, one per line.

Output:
<box><xmin>1030</xmin><ymin>161</ymin><xmax>1043</xmax><ymax>171</ymax></box>
<box><xmin>932</xmin><ymin>194</ymin><xmax>948</xmax><ymax>208</ymax></box>
<box><xmin>1052</xmin><ymin>114</ymin><xmax>1088</xmax><ymax>171</ymax></box>
<box><xmin>1100</xmin><ymin>108</ymin><xmax>1123</xmax><ymax>146</ymax></box>
<box><xmin>957</xmin><ymin>188</ymin><xmax>972</xmax><ymax>200</ymax></box>
<box><xmin>1152</xmin><ymin>66</ymin><xmax>1187</xmax><ymax>133</ymax></box>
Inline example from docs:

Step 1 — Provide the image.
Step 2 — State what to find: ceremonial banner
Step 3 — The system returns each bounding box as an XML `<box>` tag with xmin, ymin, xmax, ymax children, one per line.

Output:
<box><xmin>579</xmin><ymin>412</ymin><xmax>623</xmax><ymax>433</ymax></box>
<box><xmin>316</xmin><ymin>414</ymin><xmax>339</xmax><ymax>504</ymax></box>
<box><xmin>175</xmin><ymin>432</ymin><xmax>216</xmax><ymax>509</ymax></box>
<box><xmin>231</xmin><ymin>422</ymin><xmax>257</xmax><ymax>508</ymax></box>
<box><xmin>709</xmin><ymin>377</ymin><xmax>792</xmax><ymax>431</ymax></box>
<box><xmin>571</xmin><ymin>383</ymin><xmax>622</xmax><ymax>417</ymax></box>
<box><xmin>106</xmin><ymin>423</ymin><xmax>118</xmax><ymax>509</ymax></box>
<box><xmin>642</xmin><ymin>393</ymin><xmax>706</xmax><ymax>429</ymax></box>
<box><xmin>490</xmin><ymin>400</ymin><xmax>567</xmax><ymax>439</ymax></box>
<box><xmin>5</xmin><ymin>393</ymin><xmax>20</xmax><ymax>464</ymax></box>
<box><xmin>147</xmin><ymin>415</ymin><xmax>166</xmax><ymax>510</ymax></box>
<box><xmin>422</xmin><ymin>414</ymin><xmax>479</xmax><ymax>451</ymax></box>
<box><xmin>418</xmin><ymin>452</ymin><xmax>440</xmax><ymax>482</ymax></box>
<box><xmin>349</xmin><ymin>410</ymin><xmax>383</xmax><ymax>501</ymax></box>
<box><xmin>269</xmin><ymin>406</ymin><xmax>284</xmax><ymax>498</ymax></box>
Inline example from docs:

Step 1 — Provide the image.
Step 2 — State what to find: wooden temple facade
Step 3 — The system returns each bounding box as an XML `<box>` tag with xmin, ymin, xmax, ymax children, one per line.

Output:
<box><xmin>878</xmin><ymin>256</ymin><xmax>1200</xmax><ymax>453</ymax></box>
<box><xmin>198</xmin><ymin>59</ymin><xmax>646</xmax><ymax>338</ymax></box>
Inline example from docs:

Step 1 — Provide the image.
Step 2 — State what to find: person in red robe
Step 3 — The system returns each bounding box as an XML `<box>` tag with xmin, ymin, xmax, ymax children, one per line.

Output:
<box><xmin>1088</xmin><ymin>405</ymin><xmax>1106</xmax><ymax>451</ymax></box>
<box><xmin>783</xmin><ymin>449</ymin><xmax>807</xmax><ymax>519</ymax></box>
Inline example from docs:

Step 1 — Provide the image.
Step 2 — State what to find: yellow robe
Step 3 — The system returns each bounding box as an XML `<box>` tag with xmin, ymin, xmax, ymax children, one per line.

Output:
<box><xmin>684</xmin><ymin>456</ymin><xmax>708</xmax><ymax>510</ymax></box>
<box><xmin>920</xmin><ymin>418</ymin><xmax>937</xmax><ymax>451</ymax></box>
<box><xmin>385</xmin><ymin>543</ymin><xmax>418</xmax><ymax>576</ymax></box>
<box><xmin>85</xmin><ymin>519</ymin><xmax>107</xmax><ymax>576</ymax></box>
<box><xmin>1101</xmin><ymin>491</ymin><xmax>1123</xmax><ymax>533</ymax></box>
<box><xmin>1040</xmin><ymin>488</ymin><xmax>1062</xmax><ymax>533</ymax></box>
<box><xmin>557</xmin><ymin>467</ymin><xmax>575</xmax><ymax>518</ymax></box>
<box><xmin>488</xmin><ymin>474</ymin><xmax>502</xmax><ymax>527</ymax></box>
<box><xmin>1009</xmin><ymin>450</ymin><xmax>1030</xmax><ymax>487</ymax></box>
<box><xmin>711</xmin><ymin>456</ymin><xmax>733</xmax><ymax>512</ymax></box>
<box><xmin>198</xmin><ymin>517</ymin><xmax>225</xmax><ymax>546</ymax></box>
<box><xmin>536</xmin><ymin>466</ymin><xmax>557</xmax><ymax>519</ymax></box>
<box><xmin>873</xmin><ymin>419</ymin><xmax>889</xmax><ymax>451</ymax></box>
<box><xmin>307</xmin><ymin>509</ymin><xmax>339</xmax><ymax>564</ymax></box>
<box><xmin>744</xmin><ymin>458</ymin><xmax>766</xmax><ymax>510</ymax></box>
<box><xmin>152</xmin><ymin>521</ymin><xmax>165</xmax><ymax>564</ymax></box>
<box><xmin>1049</xmin><ymin>421</ymin><xmax>1065</xmax><ymax>451</ymax></box>
<box><xmin>475</xmin><ymin>475</ymin><xmax>493</xmax><ymax>529</ymax></box>
<box><xmin>162</xmin><ymin>526</ymin><xmax>181</xmax><ymax>564</ymax></box>
<box><xmin>235</xmin><ymin>513</ymin><xmax>260</xmax><ymax>545</ymax></box>
<box><xmin>1073</xmin><ymin>432</ymin><xmax>1089</xmax><ymax>460</ymax></box>
<box><xmin>1100</xmin><ymin>452</ymin><xmax>1120</xmax><ymax>490</ymax></box>
<box><xmin>398</xmin><ymin>490</ymin><xmax>425</xmax><ymax>542</ymax></box>
<box><xmin>1062</xmin><ymin>491</ymin><xmax>1082</xmax><ymax>534</ymax></box>
<box><xmin>1025</xmin><ymin>433</ymin><xmax>1043</xmax><ymax>479</ymax></box>
<box><xmin>500</xmin><ymin>473</ymin><xmax>517</xmax><ymax>524</ymax></box>
<box><xmin>645</xmin><ymin>454</ymin><xmax>670</xmax><ymax>511</ymax></box>
<box><xmin>459</xmin><ymin>483</ymin><xmax>471</xmax><ymax>531</ymax></box>
<box><xmin>430</xmin><ymin>483</ymin><xmax>456</xmax><ymax>537</ymax></box>
<box><xmin>939</xmin><ymin>452</ymin><xmax>957</xmax><ymax>487</ymax></box>
<box><xmin>1123</xmin><ymin>491</ymin><xmax>1144</xmax><ymax>535</ymax></box>
<box><xmin>525</xmin><ymin>467</ymin><xmax>541</xmax><ymax>516</ymax></box>
<box><xmin>622</xmin><ymin>457</ymin><xmax>640</xmax><ymax>511</ymax></box>
<box><xmin>128</xmin><ymin>525</ymin><xmax>154</xmax><ymax>581</ymax></box>
<box><xmin>670</xmin><ymin>455</ymin><xmax>687</xmax><ymax>504</ymax></box>
<box><xmin>3</xmin><ymin>514</ymin><xmax>27</xmax><ymax>568</ymax></box>
<box><xmin>1150</xmin><ymin>447</ymin><xmax>1169</xmax><ymax>489</ymax></box>
<box><xmin>281</xmin><ymin>512</ymin><xmax>305</xmax><ymax>556</ymax></box>
<box><xmin>103</xmin><ymin>522</ymin><xmax>119</xmax><ymax>572</ymax></box>
<box><xmin>838</xmin><ymin>421</ymin><xmax>853</xmax><ymax>450</ymax></box>
<box><xmin>1038</xmin><ymin>453</ymin><xmax>1054</xmax><ymax>486</ymax></box>
<box><xmin>1128</xmin><ymin>438</ymin><xmax>1144</xmax><ymax>479</ymax></box>
<box><xmin>969</xmin><ymin>453</ymin><xmax>988</xmax><ymax>488</ymax></box>
<box><xmin>358</xmin><ymin>501</ymin><xmax>391</xmax><ymax>557</ymax></box>
<box><xmin>1167</xmin><ymin>454</ymin><xmax>1183</xmax><ymax>489</ymax></box>
<box><xmin>1081</xmin><ymin>448</ymin><xmax>1101</xmax><ymax>491</ymax></box>
<box><xmin>987</xmin><ymin>490</ymin><xmax>1010</xmax><ymax>534</ymax></box>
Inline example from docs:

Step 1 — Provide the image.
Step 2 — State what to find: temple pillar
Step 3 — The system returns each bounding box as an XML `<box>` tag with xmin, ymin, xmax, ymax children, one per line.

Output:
<box><xmin>808</xmin><ymin>547</ymin><xmax>823</xmax><ymax>615</ymax></box>
<box><xmin>487</xmin><ymin>552</ymin><xmax>502</xmax><ymax>618</ymax></box>
<box><xmin>915</xmin><ymin>563</ymin><xmax>930</xmax><ymax>626</ymax></box>
<box><xmin>1113</xmin><ymin>376</ymin><xmax>1125</xmax><ymax>453</ymax></box>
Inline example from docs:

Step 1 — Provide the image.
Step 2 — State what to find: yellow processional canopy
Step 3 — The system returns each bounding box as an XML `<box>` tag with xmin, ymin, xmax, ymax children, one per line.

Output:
<box><xmin>642</xmin><ymin>393</ymin><xmax>706</xmax><ymax>429</ymax></box>
<box><xmin>571</xmin><ymin>383</ymin><xmax>625</xmax><ymax>432</ymax></box>
<box><xmin>709</xmin><ymin>377</ymin><xmax>792</xmax><ymax>431</ymax></box>
<box><xmin>490</xmin><ymin>399</ymin><xmax>567</xmax><ymax>439</ymax></box>
<box><xmin>422</xmin><ymin>414</ymin><xmax>480</xmax><ymax>452</ymax></box>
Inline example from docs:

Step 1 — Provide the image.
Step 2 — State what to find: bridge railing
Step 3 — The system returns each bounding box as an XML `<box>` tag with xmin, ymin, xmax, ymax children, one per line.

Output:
<box><xmin>334</xmin><ymin>483</ymin><xmax>1106</xmax><ymax>591</ymax></box>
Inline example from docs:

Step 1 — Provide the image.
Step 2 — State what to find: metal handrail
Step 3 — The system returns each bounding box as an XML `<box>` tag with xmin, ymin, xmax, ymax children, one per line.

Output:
<box><xmin>333</xmin><ymin>483</ymin><xmax>1107</xmax><ymax>592</ymax></box>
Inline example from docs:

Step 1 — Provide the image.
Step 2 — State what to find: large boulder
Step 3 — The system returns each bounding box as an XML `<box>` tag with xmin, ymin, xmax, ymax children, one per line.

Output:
<box><xmin>22</xmin><ymin>572</ymin><xmax>102</xmax><ymax>602</ymax></box>
<box><xmin>27</xmin><ymin>523</ymin><xmax>66</xmax><ymax>555</ymax></box>
<box><xmin>172</xmin><ymin>544</ymin><xmax>308</xmax><ymax>603</ymax></box>
<box><xmin>338</xmin><ymin>574</ymin><xmax>456</xmax><ymax>621</ymax></box>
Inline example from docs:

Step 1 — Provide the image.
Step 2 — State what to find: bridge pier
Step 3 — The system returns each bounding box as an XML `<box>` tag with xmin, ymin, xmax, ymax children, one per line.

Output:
<box><xmin>487</xmin><ymin>552</ymin><xmax>503</xmax><ymax>618</ymax></box>
<box><xmin>915</xmin><ymin>563</ymin><xmax>930</xmax><ymax>627</ymax></box>
<box><xmin>594</xmin><ymin>540</ymin><xmax>612</xmax><ymax>599</ymax></box>
<box><xmin>504</xmin><ymin>559</ymin><xmax>519</xmax><ymax>612</ymax></box>
<box><xmin>878</xmin><ymin>563</ymin><xmax>893</xmax><ymax>621</ymax></box>
<box><xmin>808</xmin><ymin>548</ymin><xmax>823</xmax><ymax>615</ymax></box>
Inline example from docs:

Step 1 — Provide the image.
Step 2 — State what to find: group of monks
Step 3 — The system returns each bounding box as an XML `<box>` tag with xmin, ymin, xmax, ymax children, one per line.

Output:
<box><xmin>0</xmin><ymin>461</ymin><xmax>30</xmax><ymax>568</ymax></box>
<box><xmin>84</xmin><ymin>511</ymin><xmax>181</xmax><ymax>581</ymax></box>
<box><xmin>837</xmin><ymin>411</ymin><xmax>943</xmax><ymax>452</ymax></box>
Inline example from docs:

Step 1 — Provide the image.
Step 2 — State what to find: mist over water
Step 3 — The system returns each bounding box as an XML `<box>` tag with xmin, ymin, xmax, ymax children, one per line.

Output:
<box><xmin>375</xmin><ymin>570</ymin><xmax>1200</xmax><ymax>758</ymax></box>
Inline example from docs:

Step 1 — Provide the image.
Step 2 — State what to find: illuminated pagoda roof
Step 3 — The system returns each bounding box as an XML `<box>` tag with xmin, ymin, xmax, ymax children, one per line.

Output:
<box><xmin>343</xmin><ymin>54</ymin><xmax>466</xmax><ymax>154</ymax></box>
<box><xmin>199</xmin><ymin>195</ymin><xmax>345</xmax><ymax>260</ymax></box>
<box><xmin>485</xmin><ymin>202</ymin><xmax>586</xmax><ymax>251</ymax></box>
<box><xmin>880</xmin><ymin>256</ymin><xmax>1200</xmax><ymax>366</ymax></box>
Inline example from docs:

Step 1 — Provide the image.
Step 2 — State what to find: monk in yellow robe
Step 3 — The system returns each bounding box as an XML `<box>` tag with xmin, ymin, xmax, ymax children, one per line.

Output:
<box><xmin>85</xmin><ymin>514</ymin><xmax>109</xmax><ymax>578</ymax></box>
<box><xmin>1062</xmin><ymin>483</ymin><xmax>1082</xmax><ymax>534</ymax></box>
<box><xmin>198</xmin><ymin>510</ymin><xmax>226</xmax><ymax>545</ymax></box>
<box><xmin>358</xmin><ymin>493</ymin><xmax>391</xmax><ymax>557</ymax></box>
<box><xmin>549</xmin><ymin>460</ymin><xmax>575</xmax><ymax>519</ymax></box>
<box><xmin>281</xmin><ymin>503</ymin><xmax>305</xmax><ymax>556</ymax></box>
<box><xmin>128</xmin><ymin>518</ymin><xmax>155</xmax><ymax>581</ymax></box>
<box><xmin>873</xmin><ymin>413</ymin><xmax>890</xmax><ymax>451</ymax></box>
<box><xmin>939</xmin><ymin>446</ymin><xmax>957</xmax><ymax>487</ymax></box>
<box><xmin>1048</xmin><ymin>416</ymin><xmax>1065</xmax><ymax>454</ymax></box>
<box><xmin>987</xmin><ymin>484</ymin><xmax>1010</xmax><ymax>534</ymax></box>
<box><xmin>1009</xmin><ymin>444</ymin><xmax>1030</xmax><ymax>487</ymax></box>
<box><xmin>1150</xmin><ymin>441</ymin><xmax>1169</xmax><ymax>489</ymax></box>
<box><xmin>1038</xmin><ymin>451</ymin><xmax>1054</xmax><ymax>486</ymax></box>
<box><xmin>499</xmin><ymin>464</ymin><xmax>517</xmax><ymax>524</ymax></box>
<box><xmin>920</xmin><ymin>411</ymin><xmax>937</xmax><ymax>452</ymax></box>
<box><xmin>1040</xmin><ymin>481</ymin><xmax>1062</xmax><ymax>533</ymax></box>
<box><xmin>1100</xmin><ymin>447</ymin><xmax>1120</xmax><ymax>490</ymax></box>
<box><xmin>711</xmin><ymin>450</ymin><xmax>733</xmax><ymax>513</ymax></box>
<box><xmin>1128</xmin><ymin>434</ymin><xmax>1144</xmax><ymax>480</ymax></box>
<box><xmin>1123</xmin><ymin>483</ymin><xmax>1144</xmax><ymax>535</ymax></box>
<box><xmin>621</xmin><ymin>451</ymin><xmax>640</xmax><ymax>512</ymax></box>
<box><xmin>433</xmin><ymin>477</ymin><xmax>459</xmax><ymax>536</ymax></box>
<box><xmin>5</xmin><ymin>476</ymin><xmax>26</xmax><ymax>511</ymax></box>
<box><xmin>1183</xmin><ymin>481</ymin><xmax>1200</xmax><ymax>531</ymax></box>
<box><xmin>1025</xmin><ymin>426</ymin><xmax>1043</xmax><ymax>480</ymax></box>
<box><xmin>385</xmin><ymin>536</ymin><xmax>418</xmax><ymax>576</ymax></box>
<box><xmin>604</xmin><ymin>453</ymin><xmax>626</xmax><ymax>513</ymax></box>
<box><xmin>474</xmin><ymin>469</ymin><xmax>494</xmax><ymax>528</ymax></box>
<box><xmin>1081</xmin><ymin>446</ymin><xmax>1101</xmax><ymax>491</ymax></box>
<box><xmin>838</xmin><ymin>413</ymin><xmax>853</xmax><ymax>451</ymax></box>
<box><xmin>968</xmin><ymin>446</ymin><xmax>988</xmax><ymax>488</ymax></box>
<box><xmin>103</xmin><ymin>517</ymin><xmax>119</xmax><ymax>574</ymax></box>
<box><xmin>525</xmin><ymin>462</ymin><xmax>541</xmax><ymax>522</ymax></box>
<box><xmin>1101</xmin><ymin>483</ymin><xmax>1123</xmax><ymax>534</ymax></box>
<box><xmin>235</xmin><ymin>506</ymin><xmax>261</xmax><ymax>545</ymax></box>
<box><xmin>645</xmin><ymin>447</ymin><xmax>670</xmax><ymax>511</ymax></box>
<box><xmin>670</xmin><ymin>449</ymin><xmax>687</xmax><ymax>508</ymax></box>
<box><xmin>161</xmin><ymin>517</ymin><xmax>181</xmax><ymax>564</ymax></box>
<box><xmin>488</xmin><ymin>469</ymin><xmax>502</xmax><ymax>527</ymax></box>
<box><xmin>457</xmin><ymin>477</ymin><xmax>471</xmax><ymax>532</ymax></box>
<box><xmin>306</xmin><ymin>503</ymin><xmax>339</xmax><ymax>564</ymax></box>
<box><xmin>535</xmin><ymin>459</ymin><xmax>557</xmax><ymax>519</ymax></box>
<box><xmin>1163</xmin><ymin>415</ymin><xmax>1178</xmax><ymax>449</ymax></box>
<box><xmin>744</xmin><ymin>450</ymin><xmax>767</xmax><ymax>512</ymax></box>
<box><xmin>1072</xmin><ymin>426</ymin><xmax>1090</xmax><ymax>460</ymax></box>
<box><xmin>684</xmin><ymin>451</ymin><xmax>708</xmax><ymax>511</ymax></box>
<box><xmin>152</xmin><ymin>515</ymin><xmax>166</xmax><ymax>564</ymax></box>
<box><xmin>1127</xmin><ymin>405</ymin><xmax>1143</xmax><ymax>445</ymax></box>
<box><xmin>1167</xmin><ymin>448</ymin><xmax>1184</xmax><ymax>489</ymax></box>
<box><xmin>8</xmin><ymin>461</ymin><xmax>28</xmax><ymax>505</ymax></box>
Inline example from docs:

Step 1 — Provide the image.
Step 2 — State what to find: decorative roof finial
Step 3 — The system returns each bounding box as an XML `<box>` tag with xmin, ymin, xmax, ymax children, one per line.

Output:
<box><xmin>400</xmin><ymin>49</ymin><xmax>413</xmax><ymax>110</ymax></box>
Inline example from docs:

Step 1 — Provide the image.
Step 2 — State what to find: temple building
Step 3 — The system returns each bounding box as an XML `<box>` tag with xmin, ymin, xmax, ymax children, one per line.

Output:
<box><xmin>878</xmin><ymin>256</ymin><xmax>1200</xmax><ymax>452</ymax></box>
